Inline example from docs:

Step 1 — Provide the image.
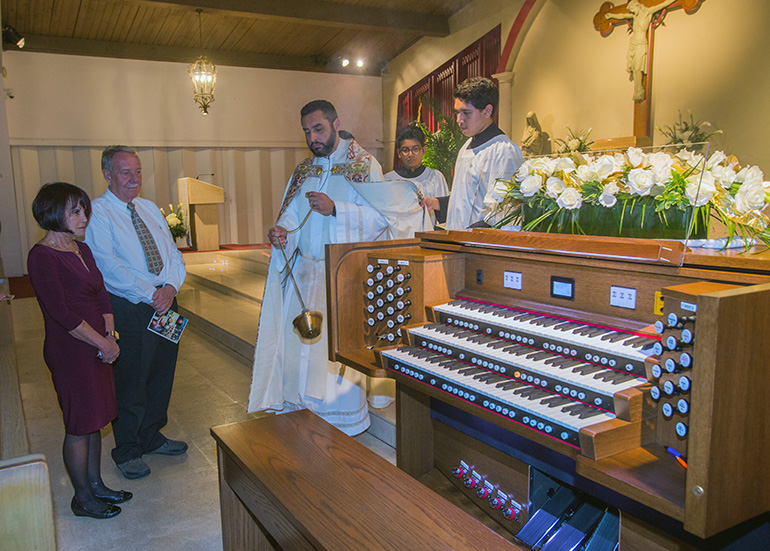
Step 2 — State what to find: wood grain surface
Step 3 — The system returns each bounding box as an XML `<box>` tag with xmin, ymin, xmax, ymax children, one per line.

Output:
<box><xmin>212</xmin><ymin>410</ymin><xmax>522</xmax><ymax>551</ymax></box>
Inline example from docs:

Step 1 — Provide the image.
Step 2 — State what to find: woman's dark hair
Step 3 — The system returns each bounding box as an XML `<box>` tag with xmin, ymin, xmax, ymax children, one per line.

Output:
<box><xmin>32</xmin><ymin>182</ymin><xmax>91</xmax><ymax>233</ymax></box>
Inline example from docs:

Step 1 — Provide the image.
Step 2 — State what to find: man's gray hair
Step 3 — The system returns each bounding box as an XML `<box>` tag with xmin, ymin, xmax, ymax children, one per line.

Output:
<box><xmin>102</xmin><ymin>145</ymin><xmax>138</xmax><ymax>172</ymax></box>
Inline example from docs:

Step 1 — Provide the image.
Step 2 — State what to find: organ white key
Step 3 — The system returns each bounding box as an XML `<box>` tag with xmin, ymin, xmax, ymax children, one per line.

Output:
<box><xmin>409</xmin><ymin>324</ymin><xmax>643</xmax><ymax>410</ymax></box>
<box><xmin>382</xmin><ymin>346</ymin><xmax>616</xmax><ymax>447</ymax></box>
<box><xmin>434</xmin><ymin>300</ymin><xmax>657</xmax><ymax>376</ymax></box>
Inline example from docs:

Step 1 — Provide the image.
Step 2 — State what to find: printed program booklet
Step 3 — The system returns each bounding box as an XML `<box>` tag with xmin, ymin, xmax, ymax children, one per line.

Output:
<box><xmin>147</xmin><ymin>309</ymin><xmax>188</xmax><ymax>343</ymax></box>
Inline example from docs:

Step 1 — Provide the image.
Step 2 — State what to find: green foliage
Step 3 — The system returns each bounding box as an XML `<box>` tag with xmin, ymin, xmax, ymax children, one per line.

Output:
<box><xmin>552</xmin><ymin>127</ymin><xmax>594</xmax><ymax>154</ymax></box>
<box><xmin>412</xmin><ymin>96</ymin><xmax>466</xmax><ymax>189</ymax></box>
<box><xmin>658</xmin><ymin>111</ymin><xmax>722</xmax><ymax>151</ymax></box>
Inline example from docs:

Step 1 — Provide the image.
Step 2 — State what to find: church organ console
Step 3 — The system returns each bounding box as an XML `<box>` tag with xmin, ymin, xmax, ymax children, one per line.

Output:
<box><xmin>326</xmin><ymin>230</ymin><xmax>770</xmax><ymax>549</ymax></box>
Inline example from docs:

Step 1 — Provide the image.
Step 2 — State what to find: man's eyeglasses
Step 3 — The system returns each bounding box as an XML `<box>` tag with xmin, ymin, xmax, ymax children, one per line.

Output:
<box><xmin>399</xmin><ymin>146</ymin><xmax>423</xmax><ymax>155</ymax></box>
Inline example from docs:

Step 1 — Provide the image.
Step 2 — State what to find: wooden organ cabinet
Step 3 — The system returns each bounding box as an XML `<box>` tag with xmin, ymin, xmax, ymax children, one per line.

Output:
<box><xmin>326</xmin><ymin>230</ymin><xmax>770</xmax><ymax>550</ymax></box>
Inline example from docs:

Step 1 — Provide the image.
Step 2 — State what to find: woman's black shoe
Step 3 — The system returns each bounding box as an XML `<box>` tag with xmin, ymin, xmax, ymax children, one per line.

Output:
<box><xmin>71</xmin><ymin>496</ymin><xmax>121</xmax><ymax>519</ymax></box>
<box><xmin>93</xmin><ymin>489</ymin><xmax>133</xmax><ymax>504</ymax></box>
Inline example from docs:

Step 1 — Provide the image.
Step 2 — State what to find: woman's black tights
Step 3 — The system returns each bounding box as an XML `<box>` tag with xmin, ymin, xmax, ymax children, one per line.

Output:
<box><xmin>62</xmin><ymin>431</ymin><xmax>112</xmax><ymax>511</ymax></box>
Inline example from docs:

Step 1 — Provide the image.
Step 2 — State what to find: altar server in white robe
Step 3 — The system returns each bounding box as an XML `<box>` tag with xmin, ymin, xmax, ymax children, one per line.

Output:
<box><xmin>248</xmin><ymin>100</ymin><xmax>424</xmax><ymax>435</ymax></box>
<box><xmin>421</xmin><ymin>77</ymin><xmax>523</xmax><ymax>230</ymax></box>
<box><xmin>385</xmin><ymin>124</ymin><xmax>448</xmax><ymax>229</ymax></box>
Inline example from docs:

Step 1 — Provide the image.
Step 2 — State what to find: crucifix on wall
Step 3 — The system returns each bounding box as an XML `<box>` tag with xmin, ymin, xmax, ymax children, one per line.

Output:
<box><xmin>594</xmin><ymin>0</ymin><xmax>704</xmax><ymax>140</ymax></box>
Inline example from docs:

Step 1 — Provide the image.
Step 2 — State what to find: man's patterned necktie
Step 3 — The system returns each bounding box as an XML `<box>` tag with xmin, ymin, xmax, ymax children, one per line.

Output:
<box><xmin>127</xmin><ymin>202</ymin><xmax>164</xmax><ymax>275</ymax></box>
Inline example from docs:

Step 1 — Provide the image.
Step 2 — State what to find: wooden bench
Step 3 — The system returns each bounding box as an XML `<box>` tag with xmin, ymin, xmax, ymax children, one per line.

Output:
<box><xmin>211</xmin><ymin>409</ymin><xmax>522</xmax><ymax>551</ymax></box>
<box><xmin>0</xmin><ymin>453</ymin><xmax>57</xmax><ymax>551</ymax></box>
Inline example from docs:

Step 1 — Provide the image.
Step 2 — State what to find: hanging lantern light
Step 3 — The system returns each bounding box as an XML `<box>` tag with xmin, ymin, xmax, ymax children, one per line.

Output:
<box><xmin>188</xmin><ymin>10</ymin><xmax>217</xmax><ymax>115</ymax></box>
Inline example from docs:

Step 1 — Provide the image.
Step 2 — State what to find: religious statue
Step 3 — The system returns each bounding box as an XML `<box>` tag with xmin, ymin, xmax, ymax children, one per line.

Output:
<box><xmin>604</xmin><ymin>0</ymin><xmax>678</xmax><ymax>101</ymax></box>
<box><xmin>521</xmin><ymin>112</ymin><xmax>546</xmax><ymax>157</ymax></box>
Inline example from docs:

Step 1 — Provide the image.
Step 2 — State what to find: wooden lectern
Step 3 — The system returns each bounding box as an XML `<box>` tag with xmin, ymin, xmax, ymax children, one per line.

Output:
<box><xmin>177</xmin><ymin>177</ymin><xmax>224</xmax><ymax>251</ymax></box>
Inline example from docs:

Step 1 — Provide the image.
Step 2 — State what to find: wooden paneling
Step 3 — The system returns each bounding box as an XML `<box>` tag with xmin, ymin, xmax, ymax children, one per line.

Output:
<box><xmin>393</xmin><ymin>25</ymin><xmax>502</xmax><ymax>167</ymax></box>
<box><xmin>9</xmin><ymin>143</ymin><xmax>332</xmax><ymax>272</ymax></box>
<box><xmin>3</xmin><ymin>0</ymin><xmax>472</xmax><ymax>74</ymax></box>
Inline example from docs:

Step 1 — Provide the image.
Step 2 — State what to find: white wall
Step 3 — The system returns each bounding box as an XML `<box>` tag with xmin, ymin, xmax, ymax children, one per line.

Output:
<box><xmin>0</xmin><ymin>52</ymin><xmax>383</xmax><ymax>276</ymax></box>
<box><xmin>2</xmin><ymin>52</ymin><xmax>383</xmax><ymax>149</ymax></box>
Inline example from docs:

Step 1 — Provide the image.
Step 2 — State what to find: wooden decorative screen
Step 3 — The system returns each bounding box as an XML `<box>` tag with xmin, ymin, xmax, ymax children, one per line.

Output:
<box><xmin>395</xmin><ymin>26</ymin><xmax>501</xmax><ymax>135</ymax></box>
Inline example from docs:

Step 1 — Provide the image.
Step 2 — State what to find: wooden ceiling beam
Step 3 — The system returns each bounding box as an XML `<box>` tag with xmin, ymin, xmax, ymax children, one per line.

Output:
<box><xmin>134</xmin><ymin>0</ymin><xmax>450</xmax><ymax>36</ymax></box>
<box><xmin>16</xmin><ymin>34</ymin><xmax>383</xmax><ymax>75</ymax></box>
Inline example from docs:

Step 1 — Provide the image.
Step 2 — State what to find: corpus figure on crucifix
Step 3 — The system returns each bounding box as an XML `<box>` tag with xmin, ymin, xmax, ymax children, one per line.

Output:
<box><xmin>604</xmin><ymin>0</ymin><xmax>677</xmax><ymax>101</ymax></box>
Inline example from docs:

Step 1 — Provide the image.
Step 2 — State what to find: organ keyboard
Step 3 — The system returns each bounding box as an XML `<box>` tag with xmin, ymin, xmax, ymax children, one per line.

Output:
<box><xmin>326</xmin><ymin>230</ymin><xmax>770</xmax><ymax>549</ymax></box>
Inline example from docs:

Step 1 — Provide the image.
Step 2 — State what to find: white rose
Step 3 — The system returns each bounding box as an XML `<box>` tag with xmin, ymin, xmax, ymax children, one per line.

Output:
<box><xmin>515</xmin><ymin>162</ymin><xmax>532</xmax><ymax>181</ymax></box>
<box><xmin>647</xmin><ymin>152</ymin><xmax>674</xmax><ymax>184</ymax></box>
<box><xmin>677</xmin><ymin>149</ymin><xmax>705</xmax><ymax>168</ymax></box>
<box><xmin>556</xmin><ymin>188</ymin><xmax>583</xmax><ymax>210</ymax></box>
<box><xmin>520</xmin><ymin>174</ymin><xmax>543</xmax><ymax>197</ymax></box>
<box><xmin>593</xmin><ymin>155</ymin><xmax>618</xmax><ymax>180</ymax></box>
<box><xmin>706</xmin><ymin>151</ymin><xmax>727</xmax><ymax>170</ymax></box>
<box><xmin>626</xmin><ymin>168</ymin><xmax>656</xmax><ymax>196</ymax></box>
<box><xmin>685</xmin><ymin>171</ymin><xmax>717</xmax><ymax>207</ymax></box>
<box><xmin>486</xmin><ymin>180</ymin><xmax>511</xmax><ymax>203</ymax></box>
<box><xmin>567</xmin><ymin>138</ymin><xmax>581</xmax><ymax>151</ymax></box>
<box><xmin>711</xmin><ymin>165</ymin><xmax>737</xmax><ymax>189</ymax></box>
<box><xmin>527</xmin><ymin>157</ymin><xmax>552</xmax><ymax>175</ymax></box>
<box><xmin>543</xmin><ymin>157</ymin><xmax>559</xmax><ymax>176</ymax></box>
<box><xmin>736</xmin><ymin>165</ymin><xmax>764</xmax><ymax>187</ymax></box>
<box><xmin>576</xmin><ymin>164</ymin><xmax>598</xmax><ymax>182</ymax></box>
<box><xmin>553</xmin><ymin>157</ymin><xmax>576</xmax><ymax>174</ymax></box>
<box><xmin>545</xmin><ymin>176</ymin><xmax>566</xmax><ymax>199</ymax></box>
<box><xmin>734</xmin><ymin>180</ymin><xmax>768</xmax><ymax>214</ymax></box>
<box><xmin>166</xmin><ymin>213</ymin><xmax>180</xmax><ymax>225</ymax></box>
<box><xmin>626</xmin><ymin>147</ymin><xmax>644</xmax><ymax>168</ymax></box>
<box><xmin>603</xmin><ymin>182</ymin><xmax>619</xmax><ymax>196</ymax></box>
<box><xmin>599</xmin><ymin>193</ymin><xmax>617</xmax><ymax>208</ymax></box>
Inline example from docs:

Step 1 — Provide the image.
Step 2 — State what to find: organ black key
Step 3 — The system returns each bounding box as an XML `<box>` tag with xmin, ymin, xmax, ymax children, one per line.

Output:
<box><xmin>574</xmin><ymin>364</ymin><xmax>605</xmax><ymax>375</ymax></box>
<box><xmin>525</xmin><ymin>389</ymin><xmax>552</xmax><ymax>401</ymax></box>
<box><xmin>496</xmin><ymin>380</ymin><xmax>526</xmax><ymax>391</ymax></box>
<box><xmin>624</xmin><ymin>336</ymin><xmax>653</xmax><ymax>348</ymax></box>
<box><xmin>526</xmin><ymin>350</ymin><xmax>554</xmax><ymax>361</ymax></box>
<box><xmin>503</xmin><ymin>345</ymin><xmax>532</xmax><ymax>355</ymax></box>
<box><xmin>488</xmin><ymin>340</ymin><xmax>512</xmax><ymax>349</ymax></box>
<box><xmin>458</xmin><ymin>366</ymin><xmax>486</xmax><ymax>376</ymax></box>
<box><xmin>575</xmin><ymin>407</ymin><xmax>606</xmax><ymax>420</ymax></box>
<box><xmin>601</xmin><ymin>332</ymin><xmax>632</xmax><ymax>342</ymax></box>
<box><xmin>542</xmin><ymin>396</ymin><xmax>573</xmax><ymax>408</ymax></box>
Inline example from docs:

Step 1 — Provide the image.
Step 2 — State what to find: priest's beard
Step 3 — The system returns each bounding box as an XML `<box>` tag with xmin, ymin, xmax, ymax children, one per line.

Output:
<box><xmin>309</xmin><ymin>129</ymin><xmax>338</xmax><ymax>158</ymax></box>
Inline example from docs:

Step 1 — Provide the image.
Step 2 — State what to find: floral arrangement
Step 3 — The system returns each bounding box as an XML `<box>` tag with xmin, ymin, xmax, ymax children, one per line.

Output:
<box><xmin>552</xmin><ymin>127</ymin><xmax>594</xmax><ymax>154</ymax></box>
<box><xmin>486</xmin><ymin>146</ymin><xmax>770</xmax><ymax>247</ymax></box>
<box><xmin>160</xmin><ymin>204</ymin><xmax>187</xmax><ymax>239</ymax></box>
<box><xmin>658</xmin><ymin>111</ymin><xmax>722</xmax><ymax>151</ymax></box>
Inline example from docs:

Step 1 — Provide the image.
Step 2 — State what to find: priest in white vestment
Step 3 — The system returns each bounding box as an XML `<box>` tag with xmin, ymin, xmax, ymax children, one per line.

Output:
<box><xmin>421</xmin><ymin>77</ymin><xmax>523</xmax><ymax>230</ymax></box>
<box><xmin>248</xmin><ymin>100</ymin><xmax>425</xmax><ymax>435</ymax></box>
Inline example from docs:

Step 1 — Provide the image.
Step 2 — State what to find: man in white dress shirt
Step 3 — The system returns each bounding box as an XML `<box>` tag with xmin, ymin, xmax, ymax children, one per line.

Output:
<box><xmin>248</xmin><ymin>100</ymin><xmax>390</xmax><ymax>436</ymax></box>
<box><xmin>85</xmin><ymin>146</ymin><xmax>187</xmax><ymax>479</ymax></box>
<box><xmin>421</xmin><ymin>77</ymin><xmax>523</xmax><ymax>230</ymax></box>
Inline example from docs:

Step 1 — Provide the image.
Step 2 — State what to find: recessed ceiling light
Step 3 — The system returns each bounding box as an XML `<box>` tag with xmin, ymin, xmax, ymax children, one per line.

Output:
<box><xmin>341</xmin><ymin>58</ymin><xmax>350</xmax><ymax>67</ymax></box>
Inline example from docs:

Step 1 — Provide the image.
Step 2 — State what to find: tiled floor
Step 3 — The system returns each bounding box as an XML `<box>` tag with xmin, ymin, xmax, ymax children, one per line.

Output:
<box><xmin>14</xmin><ymin>296</ymin><xmax>394</xmax><ymax>550</ymax></box>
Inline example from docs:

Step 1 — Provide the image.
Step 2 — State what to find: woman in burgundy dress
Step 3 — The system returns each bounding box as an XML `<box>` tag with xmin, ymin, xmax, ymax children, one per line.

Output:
<box><xmin>28</xmin><ymin>182</ymin><xmax>130</xmax><ymax>519</ymax></box>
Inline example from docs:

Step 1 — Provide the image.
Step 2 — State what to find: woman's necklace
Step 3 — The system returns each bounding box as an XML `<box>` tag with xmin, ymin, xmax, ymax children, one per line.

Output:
<box><xmin>42</xmin><ymin>234</ymin><xmax>80</xmax><ymax>255</ymax></box>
